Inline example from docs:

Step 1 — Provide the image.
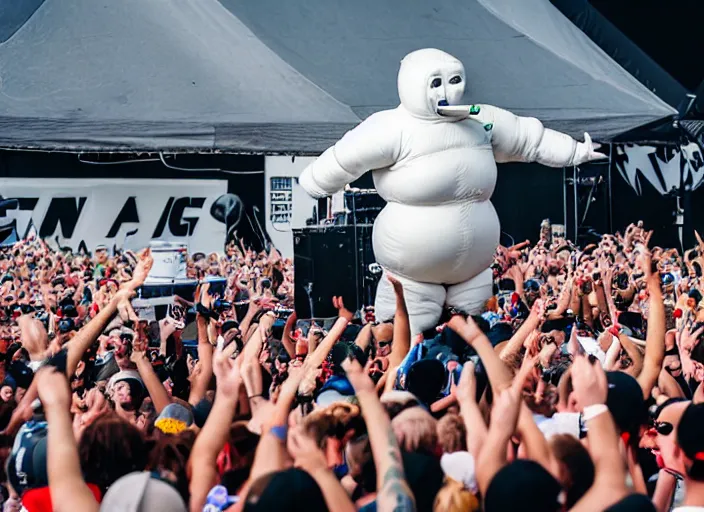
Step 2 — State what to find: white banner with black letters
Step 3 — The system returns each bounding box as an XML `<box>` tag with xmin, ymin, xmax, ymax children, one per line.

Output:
<box><xmin>0</xmin><ymin>178</ymin><xmax>228</xmax><ymax>253</ymax></box>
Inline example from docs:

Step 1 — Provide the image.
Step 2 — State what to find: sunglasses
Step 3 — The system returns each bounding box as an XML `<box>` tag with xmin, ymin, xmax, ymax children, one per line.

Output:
<box><xmin>650</xmin><ymin>420</ymin><xmax>674</xmax><ymax>436</ymax></box>
<box><xmin>377</xmin><ymin>340</ymin><xmax>392</xmax><ymax>348</ymax></box>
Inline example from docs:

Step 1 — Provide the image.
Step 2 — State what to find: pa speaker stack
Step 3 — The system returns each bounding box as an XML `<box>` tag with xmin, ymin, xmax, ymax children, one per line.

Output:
<box><xmin>293</xmin><ymin>224</ymin><xmax>378</xmax><ymax>319</ymax></box>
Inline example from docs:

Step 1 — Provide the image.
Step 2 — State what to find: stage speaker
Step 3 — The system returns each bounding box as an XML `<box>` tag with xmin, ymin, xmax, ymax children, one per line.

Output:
<box><xmin>293</xmin><ymin>225</ymin><xmax>377</xmax><ymax>319</ymax></box>
<box><xmin>345</xmin><ymin>189</ymin><xmax>385</xmax><ymax>225</ymax></box>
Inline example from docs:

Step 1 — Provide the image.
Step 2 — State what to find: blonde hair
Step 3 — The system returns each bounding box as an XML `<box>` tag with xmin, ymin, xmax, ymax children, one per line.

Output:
<box><xmin>433</xmin><ymin>477</ymin><xmax>480</xmax><ymax>512</ymax></box>
<box><xmin>391</xmin><ymin>406</ymin><xmax>438</xmax><ymax>455</ymax></box>
<box><xmin>302</xmin><ymin>402</ymin><xmax>362</xmax><ymax>447</ymax></box>
<box><xmin>437</xmin><ymin>413</ymin><xmax>467</xmax><ymax>454</ymax></box>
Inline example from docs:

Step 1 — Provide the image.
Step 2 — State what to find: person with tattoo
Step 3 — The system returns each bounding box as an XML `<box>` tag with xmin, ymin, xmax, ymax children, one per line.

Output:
<box><xmin>342</xmin><ymin>358</ymin><xmax>416</xmax><ymax>511</ymax></box>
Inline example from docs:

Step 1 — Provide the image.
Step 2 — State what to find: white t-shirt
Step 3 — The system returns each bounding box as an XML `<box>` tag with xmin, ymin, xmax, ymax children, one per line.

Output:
<box><xmin>535</xmin><ymin>412</ymin><xmax>581</xmax><ymax>439</ymax></box>
<box><xmin>673</xmin><ymin>507</ymin><xmax>704</xmax><ymax>511</ymax></box>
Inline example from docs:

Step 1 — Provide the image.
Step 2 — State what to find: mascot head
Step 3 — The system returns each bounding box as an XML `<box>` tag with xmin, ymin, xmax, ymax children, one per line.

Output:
<box><xmin>397</xmin><ymin>49</ymin><xmax>465</xmax><ymax>120</ymax></box>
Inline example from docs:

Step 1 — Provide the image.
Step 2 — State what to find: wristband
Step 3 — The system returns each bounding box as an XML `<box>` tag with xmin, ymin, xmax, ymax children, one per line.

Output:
<box><xmin>270</xmin><ymin>425</ymin><xmax>288</xmax><ymax>442</ymax></box>
<box><xmin>582</xmin><ymin>404</ymin><xmax>608</xmax><ymax>422</ymax></box>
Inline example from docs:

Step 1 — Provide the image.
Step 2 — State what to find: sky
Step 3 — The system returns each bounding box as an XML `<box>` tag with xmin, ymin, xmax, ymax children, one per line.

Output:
<box><xmin>590</xmin><ymin>0</ymin><xmax>704</xmax><ymax>91</ymax></box>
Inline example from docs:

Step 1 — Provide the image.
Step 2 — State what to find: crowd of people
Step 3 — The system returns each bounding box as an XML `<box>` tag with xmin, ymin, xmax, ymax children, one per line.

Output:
<box><xmin>0</xmin><ymin>222</ymin><xmax>703</xmax><ymax>511</ymax></box>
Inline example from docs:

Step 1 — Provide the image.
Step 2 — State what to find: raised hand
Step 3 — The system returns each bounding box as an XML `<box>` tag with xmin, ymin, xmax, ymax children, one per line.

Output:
<box><xmin>129</xmin><ymin>332</ymin><xmax>148</xmax><ymax>364</ymax></box>
<box><xmin>447</xmin><ymin>314</ymin><xmax>483</xmax><ymax>344</ymax></box>
<box><xmin>117</xmin><ymin>297</ymin><xmax>139</xmax><ymax>323</ymax></box>
<box><xmin>332</xmin><ymin>296</ymin><xmax>354</xmax><ymax>322</ymax></box>
<box><xmin>506</xmin><ymin>265</ymin><xmax>523</xmax><ymax>283</ymax></box>
<box><xmin>523</xmin><ymin>330</ymin><xmax>541</xmax><ymax>357</ymax></box>
<box><xmin>454</xmin><ymin>361</ymin><xmax>477</xmax><ymax>405</ymax></box>
<box><xmin>287</xmin><ymin>425</ymin><xmax>328</xmax><ymax>471</ymax></box>
<box><xmin>680</xmin><ymin>324</ymin><xmax>704</xmax><ymax>354</ymax></box>
<box><xmin>489</xmin><ymin>378</ymin><xmax>523</xmax><ymax>439</ymax></box>
<box><xmin>342</xmin><ymin>358</ymin><xmax>376</xmax><ymax>395</ymax></box>
<box><xmin>213</xmin><ymin>346</ymin><xmax>242</xmax><ymax>398</ymax></box>
<box><xmin>571</xmin><ymin>356</ymin><xmax>608</xmax><ymax>410</ymax></box>
<box><xmin>129</xmin><ymin>248</ymin><xmax>153</xmax><ymax>290</ymax></box>
<box><xmin>36</xmin><ymin>366</ymin><xmax>72</xmax><ymax>411</ymax></box>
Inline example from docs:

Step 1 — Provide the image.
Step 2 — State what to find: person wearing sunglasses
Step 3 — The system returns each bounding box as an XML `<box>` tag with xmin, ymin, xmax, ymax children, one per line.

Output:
<box><xmin>640</xmin><ymin>398</ymin><xmax>690</xmax><ymax>477</ymax></box>
<box><xmin>523</xmin><ymin>278</ymin><xmax>543</xmax><ymax>307</ymax></box>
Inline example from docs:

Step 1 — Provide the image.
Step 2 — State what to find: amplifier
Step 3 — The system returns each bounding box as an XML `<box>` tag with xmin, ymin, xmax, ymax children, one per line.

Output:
<box><xmin>344</xmin><ymin>189</ymin><xmax>385</xmax><ymax>225</ymax></box>
<box><xmin>293</xmin><ymin>225</ymin><xmax>379</xmax><ymax>319</ymax></box>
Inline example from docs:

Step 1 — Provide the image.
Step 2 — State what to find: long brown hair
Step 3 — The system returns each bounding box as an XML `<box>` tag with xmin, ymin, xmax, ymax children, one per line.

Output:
<box><xmin>79</xmin><ymin>412</ymin><xmax>147</xmax><ymax>492</ymax></box>
<box><xmin>147</xmin><ymin>430</ymin><xmax>195</xmax><ymax>502</ymax></box>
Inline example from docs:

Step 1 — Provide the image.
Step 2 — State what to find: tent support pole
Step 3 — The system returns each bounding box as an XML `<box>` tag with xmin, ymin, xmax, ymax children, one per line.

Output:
<box><xmin>563</xmin><ymin>167</ymin><xmax>567</xmax><ymax>230</ymax></box>
<box><xmin>573</xmin><ymin>165</ymin><xmax>578</xmax><ymax>243</ymax></box>
<box><xmin>607</xmin><ymin>144</ymin><xmax>613</xmax><ymax>234</ymax></box>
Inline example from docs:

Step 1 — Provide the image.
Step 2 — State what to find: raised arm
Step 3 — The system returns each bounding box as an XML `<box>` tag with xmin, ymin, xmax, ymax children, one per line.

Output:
<box><xmin>343</xmin><ymin>359</ymin><xmax>416</xmax><ymax>511</ymax></box>
<box><xmin>569</xmin><ymin>357</ymin><xmax>629</xmax><ymax>511</ymax></box>
<box><xmin>131</xmin><ymin>334</ymin><xmax>171</xmax><ymax>414</ymax></box>
<box><xmin>38</xmin><ymin>368</ymin><xmax>99</xmax><ymax>512</ymax></box>
<box><xmin>637</xmin><ymin>249</ymin><xmax>666</xmax><ymax>400</ymax></box>
<box><xmin>387</xmin><ymin>276</ymin><xmax>411</xmax><ymax>369</ymax></box>
<box><xmin>298</xmin><ymin>110</ymin><xmax>402</xmax><ymax>198</ymax></box>
<box><xmin>189</xmin><ymin>350</ymin><xmax>243</xmax><ymax>512</ymax></box>
<box><xmin>66</xmin><ymin>249</ymin><xmax>153</xmax><ymax>377</ymax></box>
<box><xmin>477</xmin><ymin>105</ymin><xmax>605</xmax><ymax>168</ymax></box>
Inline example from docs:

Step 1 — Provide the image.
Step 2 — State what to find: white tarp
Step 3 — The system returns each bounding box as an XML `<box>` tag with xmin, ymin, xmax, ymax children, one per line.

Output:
<box><xmin>0</xmin><ymin>178</ymin><xmax>228</xmax><ymax>253</ymax></box>
<box><xmin>0</xmin><ymin>0</ymin><xmax>677</xmax><ymax>152</ymax></box>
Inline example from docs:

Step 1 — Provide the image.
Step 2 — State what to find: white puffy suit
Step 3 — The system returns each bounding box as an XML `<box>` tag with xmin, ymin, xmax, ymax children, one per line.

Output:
<box><xmin>299</xmin><ymin>49</ymin><xmax>604</xmax><ymax>334</ymax></box>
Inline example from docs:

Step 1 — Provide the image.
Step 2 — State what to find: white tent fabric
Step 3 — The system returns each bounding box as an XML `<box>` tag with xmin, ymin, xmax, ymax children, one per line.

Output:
<box><xmin>0</xmin><ymin>0</ymin><xmax>677</xmax><ymax>153</ymax></box>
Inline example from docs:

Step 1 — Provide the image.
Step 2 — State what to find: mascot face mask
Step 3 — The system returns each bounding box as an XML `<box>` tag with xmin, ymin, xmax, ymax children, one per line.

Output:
<box><xmin>397</xmin><ymin>48</ymin><xmax>465</xmax><ymax>120</ymax></box>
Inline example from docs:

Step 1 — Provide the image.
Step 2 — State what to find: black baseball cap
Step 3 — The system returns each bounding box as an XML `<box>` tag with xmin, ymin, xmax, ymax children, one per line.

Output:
<box><xmin>7</xmin><ymin>420</ymin><xmax>49</xmax><ymax>496</ymax></box>
<box><xmin>677</xmin><ymin>403</ymin><xmax>704</xmax><ymax>480</ymax></box>
<box><xmin>406</xmin><ymin>358</ymin><xmax>446</xmax><ymax>406</ymax></box>
<box><xmin>484</xmin><ymin>460</ymin><xmax>563</xmax><ymax>512</ymax></box>
<box><xmin>243</xmin><ymin>468</ymin><xmax>327</xmax><ymax>512</ymax></box>
<box><xmin>604</xmin><ymin>493</ymin><xmax>656</xmax><ymax>511</ymax></box>
<box><xmin>605</xmin><ymin>371</ymin><xmax>648</xmax><ymax>436</ymax></box>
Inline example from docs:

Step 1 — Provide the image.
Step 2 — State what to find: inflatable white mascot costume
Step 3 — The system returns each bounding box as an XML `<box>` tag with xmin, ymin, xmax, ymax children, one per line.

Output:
<box><xmin>299</xmin><ymin>49</ymin><xmax>605</xmax><ymax>334</ymax></box>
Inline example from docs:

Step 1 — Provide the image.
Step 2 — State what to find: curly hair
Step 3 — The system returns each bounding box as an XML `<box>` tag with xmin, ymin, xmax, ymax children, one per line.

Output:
<box><xmin>147</xmin><ymin>430</ymin><xmax>195</xmax><ymax>503</ymax></box>
<box><xmin>79</xmin><ymin>412</ymin><xmax>147</xmax><ymax>493</ymax></box>
<box><xmin>302</xmin><ymin>402</ymin><xmax>364</xmax><ymax>448</ymax></box>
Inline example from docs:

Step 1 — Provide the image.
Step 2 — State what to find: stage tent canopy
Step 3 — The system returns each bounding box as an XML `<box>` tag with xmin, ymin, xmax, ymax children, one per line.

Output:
<box><xmin>0</xmin><ymin>0</ymin><xmax>678</xmax><ymax>154</ymax></box>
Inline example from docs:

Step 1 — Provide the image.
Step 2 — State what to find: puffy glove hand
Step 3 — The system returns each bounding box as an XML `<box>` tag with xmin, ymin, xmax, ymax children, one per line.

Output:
<box><xmin>572</xmin><ymin>132</ymin><xmax>607</xmax><ymax>166</ymax></box>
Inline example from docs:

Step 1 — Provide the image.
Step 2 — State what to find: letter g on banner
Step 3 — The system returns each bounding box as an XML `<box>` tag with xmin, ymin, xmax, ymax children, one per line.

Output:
<box><xmin>153</xmin><ymin>197</ymin><xmax>206</xmax><ymax>238</ymax></box>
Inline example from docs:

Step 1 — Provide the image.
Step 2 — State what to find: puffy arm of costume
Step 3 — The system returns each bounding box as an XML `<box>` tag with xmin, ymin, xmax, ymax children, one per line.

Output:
<box><xmin>298</xmin><ymin>111</ymin><xmax>402</xmax><ymax>198</ymax></box>
<box><xmin>478</xmin><ymin>104</ymin><xmax>592</xmax><ymax>168</ymax></box>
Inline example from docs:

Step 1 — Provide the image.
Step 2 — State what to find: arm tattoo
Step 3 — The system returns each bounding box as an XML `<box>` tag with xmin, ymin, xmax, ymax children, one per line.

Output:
<box><xmin>379</xmin><ymin>426</ymin><xmax>416</xmax><ymax>512</ymax></box>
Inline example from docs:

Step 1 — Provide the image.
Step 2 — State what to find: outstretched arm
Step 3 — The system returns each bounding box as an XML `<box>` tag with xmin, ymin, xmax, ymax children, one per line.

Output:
<box><xmin>476</xmin><ymin>105</ymin><xmax>605</xmax><ymax>168</ymax></box>
<box><xmin>298</xmin><ymin>110</ymin><xmax>402</xmax><ymax>197</ymax></box>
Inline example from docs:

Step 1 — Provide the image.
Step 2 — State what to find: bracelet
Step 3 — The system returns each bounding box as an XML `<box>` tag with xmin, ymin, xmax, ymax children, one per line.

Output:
<box><xmin>582</xmin><ymin>404</ymin><xmax>608</xmax><ymax>422</ymax></box>
<box><xmin>247</xmin><ymin>394</ymin><xmax>262</xmax><ymax>400</ymax></box>
<box><xmin>270</xmin><ymin>425</ymin><xmax>287</xmax><ymax>442</ymax></box>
